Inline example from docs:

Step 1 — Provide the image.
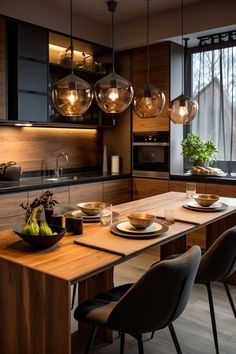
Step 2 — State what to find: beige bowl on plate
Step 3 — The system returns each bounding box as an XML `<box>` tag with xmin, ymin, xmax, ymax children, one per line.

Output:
<box><xmin>77</xmin><ymin>202</ymin><xmax>103</xmax><ymax>216</ymax></box>
<box><xmin>192</xmin><ymin>194</ymin><xmax>219</xmax><ymax>207</ymax></box>
<box><xmin>127</xmin><ymin>213</ymin><xmax>156</xmax><ymax>229</ymax></box>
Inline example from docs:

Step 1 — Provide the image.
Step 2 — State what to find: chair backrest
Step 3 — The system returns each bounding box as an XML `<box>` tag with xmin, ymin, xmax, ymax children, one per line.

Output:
<box><xmin>107</xmin><ymin>245</ymin><xmax>201</xmax><ymax>335</ymax></box>
<box><xmin>196</xmin><ymin>225</ymin><xmax>236</xmax><ymax>284</ymax></box>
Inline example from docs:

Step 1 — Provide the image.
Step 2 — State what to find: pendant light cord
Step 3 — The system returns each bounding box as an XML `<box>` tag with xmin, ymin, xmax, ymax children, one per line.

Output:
<box><xmin>111</xmin><ymin>2</ymin><xmax>115</xmax><ymax>73</ymax></box>
<box><xmin>147</xmin><ymin>0</ymin><xmax>150</xmax><ymax>88</ymax></box>
<box><xmin>70</xmin><ymin>0</ymin><xmax>74</xmax><ymax>74</ymax></box>
<box><xmin>181</xmin><ymin>0</ymin><xmax>184</xmax><ymax>93</ymax></box>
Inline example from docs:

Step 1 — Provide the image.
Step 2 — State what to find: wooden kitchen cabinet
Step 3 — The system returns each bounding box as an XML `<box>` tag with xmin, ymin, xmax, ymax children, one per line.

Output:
<box><xmin>28</xmin><ymin>186</ymin><xmax>70</xmax><ymax>205</ymax></box>
<box><xmin>103</xmin><ymin>179</ymin><xmax>132</xmax><ymax>205</ymax></box>
<box><xmin>169</xmin><ymin>180</ymin><xmax>206</xmax><ymax>193</ymax></box>
<box><xmin>132</xmin><ymin>42</ymin><xmax>182</xmax><ymax>132</ymax></box>
<box><xmin>206</xmin><ymin>183</ymin><xmax>236</xmax><ymax>197</ymax></box>
<box><xmin>0</xmin><ymin>191</ymin><xmax>28</xmax><ymax>230</ymax></box>
<box><xmin>132</xmin><ymin>178</ymin><xmax>169</xmax><ymax>200</ymax></box>
<box><xmin>69</xmin><ymin>182</ymin><xmax>103</xmax><ymax>206</ymax></box>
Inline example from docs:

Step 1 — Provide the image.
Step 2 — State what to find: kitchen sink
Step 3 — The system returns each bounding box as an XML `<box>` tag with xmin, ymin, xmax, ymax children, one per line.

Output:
<box><xmin>46</xmin><ymin>176</ymin><xmax>76</xmax><ymax>182</ymax></box>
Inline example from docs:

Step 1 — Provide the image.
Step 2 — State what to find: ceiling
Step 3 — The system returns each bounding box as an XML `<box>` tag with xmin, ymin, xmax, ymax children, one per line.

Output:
<box><xmin>48</xmin><ymin>0</ymin><xmax>207</xmax><ymax>25</ymax></box>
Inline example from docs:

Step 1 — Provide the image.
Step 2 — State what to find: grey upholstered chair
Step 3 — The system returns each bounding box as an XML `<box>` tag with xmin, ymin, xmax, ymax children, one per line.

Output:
<box><xmin>74</xmin><ymin>245</ymin><xmax>201</xmax><ymax>354</ymax></box>
<box><xmin>194</xmin><ymin>226</ymin><xmax>236</xmax><ymax>354</ymax></box>
<box><xmin>152</xmin><ymin>226</ymin><xmax>236</xmax><ymax>354</ymax></box>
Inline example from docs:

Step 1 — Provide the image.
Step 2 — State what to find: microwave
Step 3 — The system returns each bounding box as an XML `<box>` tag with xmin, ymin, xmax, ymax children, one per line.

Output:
<box><xmin>133</xmin><ymin>132</ymin><xmax>170</xmax><ymax>178</ymax></box>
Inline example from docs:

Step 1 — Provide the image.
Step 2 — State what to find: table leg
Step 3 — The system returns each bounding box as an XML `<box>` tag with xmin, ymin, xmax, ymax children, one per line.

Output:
<box><xmin>160</xmin><ymin>235</ymin><xmax>187</xmax><ymax>259</ymax></box>
<box><xmin>0</xmin><ymin>258</ymin><xmax>71</xmax><ymax>354</ymax></box>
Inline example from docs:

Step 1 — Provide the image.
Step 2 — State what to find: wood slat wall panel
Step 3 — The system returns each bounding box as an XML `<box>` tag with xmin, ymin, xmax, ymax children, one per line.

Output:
<box><xmin>0</xmin><ymin>17</ymin><xmax>6</xmax><ymax>120</ymax></box>
<box><xmin>0</xmin><ymin>127</ymin><xmax>102</xmax><ymax>172</ymax></box>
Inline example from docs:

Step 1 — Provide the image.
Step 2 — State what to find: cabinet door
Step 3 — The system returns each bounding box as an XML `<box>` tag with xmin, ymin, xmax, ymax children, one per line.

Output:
<box><xmin>0</xmin><ymin>191</ymin><xmax>28</xmax><ymax>230</ymax></box>
<box><xmin>103</xmin><ymin>179</ymin><xmax>131</xmax><ymax>205</ymax></box>
<box><xmin>69</xmin><ymin>182</ymin><xmax>103</xmax><ymax>206</ymax></box>
<box><xmin>18</xmin><ymin>23</ymin><xmax>48</xmax><ymax>61</ymax></box>
<box><xmin>133</xmin><ymin>178</ymin><xmax>169</xmax><ymax>200</ymax></box>
<box><xmin>169</xmin><ymin>181</ymin><xmax>206</xmax><ymax>193</ymax></box>
<box><xmin>18</xmin><ymin>92</ymin><xmax>48</xmax><ymax>122</ymax></box>
<box><xmin>18</xmin><ymin>59</ymin><xmax>48</xmax><ymax>93</ymax></box>
<box><xmin>28</xmin><ymin>187</ymin><xmax>69</xmax><ymax>207</ymax></box>
<box><xmin>206</xmin><ymin>183</ymin><xmax>236</xmax><ymax>197</ymax></box>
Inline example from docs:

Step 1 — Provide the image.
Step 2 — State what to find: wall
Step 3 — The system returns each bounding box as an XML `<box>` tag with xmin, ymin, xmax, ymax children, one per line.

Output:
<box><xmin>0</xmin><ymin>126</ymin><xmax>102</xmax><ymax>174</ymax></box>
<box><xmin>116</xmin><ymin>0</ymin><xmax>236</xmax><ymax>50</ymax></box>
<box><xmin>0</xmin><ymin>0</ymin><xmax>110</xmax><ymax>46</ymax></box>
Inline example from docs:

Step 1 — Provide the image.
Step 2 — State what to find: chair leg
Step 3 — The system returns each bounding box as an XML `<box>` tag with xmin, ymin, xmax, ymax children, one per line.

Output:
<box><xmin>71</xmin><ymin>283</ymin><xmax>77</xmax><ymax>310</ymax></box>
<box><xmin>205</xmin><ymin>283</ymin><xmax>219</xmax><ymax>354</ymax></box>
<box><xmin>223</xmin><ymin>280</ymin><xmax>236</xmax><ymax>318</ymax></box>
<box><xmin>168</xmin><ymin>323</ymin><xmax>182</xmax><ymax>354</ymax></box>
<box><xmin>120</xmin><ymin>333</ymin><xmax>125</xmax><ymax>354</ymax></box>
<box><xmin>85</xmin><ymin>325</ymin><xmax>97</xmax><ymax>354</ymax></box>
<box><xmin>149</xmin><ymin>331</ymin><xmax>155</xmax><ymax>340</ymax></box>
<box><xmin>137</xmin><ymin>334</ymin><xmax>144</xmax><ymax>354</ymax></box>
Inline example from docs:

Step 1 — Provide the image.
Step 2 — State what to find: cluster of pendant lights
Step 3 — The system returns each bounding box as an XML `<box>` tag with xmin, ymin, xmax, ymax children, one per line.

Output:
<box><xmin>52</xmin><ymin>0</ymin><xmax>198</xmax><ymax>124</ymax></box>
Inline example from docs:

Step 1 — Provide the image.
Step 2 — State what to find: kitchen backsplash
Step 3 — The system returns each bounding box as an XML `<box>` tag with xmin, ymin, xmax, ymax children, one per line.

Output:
<box><xmin>0</xmin><ymin>126</ymin><xmax>102</xmax><ymax>175</ymax></box>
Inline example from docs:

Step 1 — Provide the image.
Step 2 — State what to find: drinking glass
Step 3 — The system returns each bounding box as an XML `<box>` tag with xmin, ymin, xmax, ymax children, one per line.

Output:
<box><xmin>164</xmin><ymin>209</ymin><xmax>175</xmax><ymax>225</ymax></box>
<box><xmin>186</xmin><ymin>182</ymin><xmax>197</xmax><ymax>198</ymax></box>
<box><xmin>100</xmin><ymin>203</ymin><xmax>112</xmax><ymax>226</ymax></box>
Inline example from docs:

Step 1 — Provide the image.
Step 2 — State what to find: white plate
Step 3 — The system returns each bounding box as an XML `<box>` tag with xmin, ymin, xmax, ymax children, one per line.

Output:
<box><xmin>72</xmin><ymin>210</ymin><xmax>100</xmax><ymax>219</ymax></box>
<box><xmin>116</xmin><ymin>221</ymin><xmax>162</xmax><ymax>234</ymax></box>
<box><xmin>187</xmin><ymin>201</ymin><xmax>223</xmax><ymax>209</ymax></box>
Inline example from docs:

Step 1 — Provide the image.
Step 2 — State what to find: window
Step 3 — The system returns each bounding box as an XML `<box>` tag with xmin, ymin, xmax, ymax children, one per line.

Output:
<box><xmin>188</xmin><ymin>44</ymin><xmax>236</xmax><ymax>174</ymax></box>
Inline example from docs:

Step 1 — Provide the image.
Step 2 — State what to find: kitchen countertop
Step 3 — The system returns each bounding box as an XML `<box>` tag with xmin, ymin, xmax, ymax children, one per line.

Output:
<box><xmin>0</xmin><ymin>171</ymin><xmax>131</xmax><ymax>194</ymax></box>
<box><xmin>170</xmin><ymin>173</ymin><xmax>236</xmax><ymax>184</ymax></box>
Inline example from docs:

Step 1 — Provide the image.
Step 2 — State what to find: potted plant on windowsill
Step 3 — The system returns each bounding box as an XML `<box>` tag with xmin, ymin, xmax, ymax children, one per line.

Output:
<box><xmin>181</xmin><ymin>133</ymin><xmax>217</xmax><ymax>166</ymax></box>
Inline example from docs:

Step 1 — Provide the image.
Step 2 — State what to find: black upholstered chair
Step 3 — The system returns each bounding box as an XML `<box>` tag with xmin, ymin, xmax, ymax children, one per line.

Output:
<box><xmin>74</xmin><ymin>246</ymin><xmax>201</xmax><ymax>354</ymax></box>
<box><xmin>194</xmin><ymin>226</ymin><xmax>236</xmax><ymax>354</ymax></box>
<box><xmin>153</xmin><ymin>226</ymin><xmax>236</xmax><ymax>354</ymax></box>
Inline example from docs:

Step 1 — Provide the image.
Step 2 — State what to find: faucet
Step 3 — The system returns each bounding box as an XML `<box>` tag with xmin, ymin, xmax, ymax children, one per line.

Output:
<box><xmin>55</xmin><ymin>152</ymin><xmax>69</xmax><ymax>178</ymax></box>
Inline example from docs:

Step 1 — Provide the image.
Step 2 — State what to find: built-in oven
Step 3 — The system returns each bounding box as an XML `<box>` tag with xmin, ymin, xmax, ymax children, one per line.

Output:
<box><xmin>133</xmin><ymin>132</ymin><xmax>169</xmax><ymax>178</ymax></box>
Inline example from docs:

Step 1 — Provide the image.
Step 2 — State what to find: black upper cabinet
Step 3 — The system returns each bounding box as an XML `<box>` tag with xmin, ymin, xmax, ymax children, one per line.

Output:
<box><xmin>17</xmin><ymin>23</ymin><xmax>48</xmax><ymax>61</ymax></box>
<box><xmin>7</xmin><ymin>21</ymin><xmax>48</xmax><ymax>122</ymax></box>
<box><xmin>6</xmin><ymin>19</ymin><xmax>116</xmax><ymax>127</ymax></box>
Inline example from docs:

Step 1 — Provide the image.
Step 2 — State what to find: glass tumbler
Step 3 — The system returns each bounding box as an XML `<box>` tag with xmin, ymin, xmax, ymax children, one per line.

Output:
<box><xmin>186</xmin><ymin>182</ymin><xmax>197</xmax><ymax>198</ymax></box>
<box><xmin>100</xmin><ymin>203</ymin><xmax>112</xmax><ymax>226</ymax></box>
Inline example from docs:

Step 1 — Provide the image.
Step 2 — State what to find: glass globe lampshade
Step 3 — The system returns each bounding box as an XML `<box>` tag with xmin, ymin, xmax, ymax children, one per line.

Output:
<box><xmin>94</xmin><ymin>72</ymin><xmax>134</xmax><ymax>114</ymax></box>
<box><xmin>168</xmin><ymin>94</ymin><xmax>198</xmax><ymax>124</ymax></box>
<box><xmin>52</xmin><ymin>73</ymin><xmax>94</xmax><ymax>117</ymax></box>
<box><xmin>134</xmin><ymin>84</ymin><xmax>165</xmax><ymax>118</ymax></box>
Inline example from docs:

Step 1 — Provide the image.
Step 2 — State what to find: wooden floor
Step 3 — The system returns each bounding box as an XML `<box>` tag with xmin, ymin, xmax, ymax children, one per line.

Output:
<box><xmin>72</xmin><ymin>248</ymin><xmax>236</xmax><ymax>354</ymax></box>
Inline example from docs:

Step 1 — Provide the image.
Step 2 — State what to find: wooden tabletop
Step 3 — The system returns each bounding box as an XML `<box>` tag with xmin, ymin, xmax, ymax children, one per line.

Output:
<box><xmin>0</xmin><ymin>192</ymin><xmax>235</xmax><ymax>283</ymax></box>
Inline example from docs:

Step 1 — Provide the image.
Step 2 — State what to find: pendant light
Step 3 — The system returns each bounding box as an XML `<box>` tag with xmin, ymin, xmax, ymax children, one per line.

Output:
<box><xmin>133</xmin><ymin>0</ymin><xmax>165</xmax><ymax>119</ymax></box>
<box><xmin>94</xmin><ymin>0</ymin><xmax>134</xmax><ymax>114</ymax></box>
<box><xmin>52</xmin><ymin>0</ymin><xmax>93</xmax><ymax>117</ymax></box>
<box><xmin>168</xmin><ymin>0</ymin><xmax>198</xmax><ymax>124</ymax></box>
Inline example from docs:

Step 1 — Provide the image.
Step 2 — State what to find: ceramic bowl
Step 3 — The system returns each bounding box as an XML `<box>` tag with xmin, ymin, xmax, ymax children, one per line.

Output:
<box><xmin>127</xmin><ymin>213</ymin><xmax>156</xmax><ymax>229</ymax></box>
<box><xmin>77</xmin><ymin>202</ymin><xmax>103</xmax><ymax>216</ymax></box>
<box><xmin>13</xmin><ymin>225</ymin><xmax>66</xmax><ymax>249</ymax></box>
<box><xmin>193</xmin><ymin>194</ymin><xmax>220</xmax><ymax>207</ymax></box>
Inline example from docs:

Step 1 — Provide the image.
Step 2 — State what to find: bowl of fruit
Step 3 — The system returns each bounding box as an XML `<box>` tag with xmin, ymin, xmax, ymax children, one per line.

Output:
<box><xmin>13</xmin><ymin>205</ymin><xmax>66</xmax><ymax>249</ymax></box>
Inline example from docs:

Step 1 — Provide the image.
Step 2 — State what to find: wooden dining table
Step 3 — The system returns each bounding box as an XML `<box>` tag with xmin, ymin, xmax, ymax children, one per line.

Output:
<box><xmin>0</xmin><ymin>192</ymin><xmax>235</xmax><ymax>354</ymax></box>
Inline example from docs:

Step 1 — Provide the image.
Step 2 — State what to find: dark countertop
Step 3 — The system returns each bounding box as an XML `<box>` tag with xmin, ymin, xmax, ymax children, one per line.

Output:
<box><xmin>170</xmin><ymin>173</ymin><xmax>236</xmax><ymax>184</ymax></box>
<box><xmin>0</xmin><ymin>171</ymin><xmax>131</xmax><ymax>195</ymax></box>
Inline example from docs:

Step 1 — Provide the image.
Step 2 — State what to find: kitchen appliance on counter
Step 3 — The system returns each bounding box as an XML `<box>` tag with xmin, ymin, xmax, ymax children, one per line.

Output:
<box><xmin>0</xmin><ymin>162</ymin><xmax>21</xmax><ymax>181</ymax></box>
<box><xmin>133</xmin><ymin>132</ymin><xmax>169</xmax><ymax>178</ymax></box>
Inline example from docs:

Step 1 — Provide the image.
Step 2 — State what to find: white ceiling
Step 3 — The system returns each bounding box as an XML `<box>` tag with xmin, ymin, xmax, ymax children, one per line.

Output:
<box><xmin>48</xmin><ymin>0</ymin><xmax>207</xmax><ymax>25</ymax></box>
